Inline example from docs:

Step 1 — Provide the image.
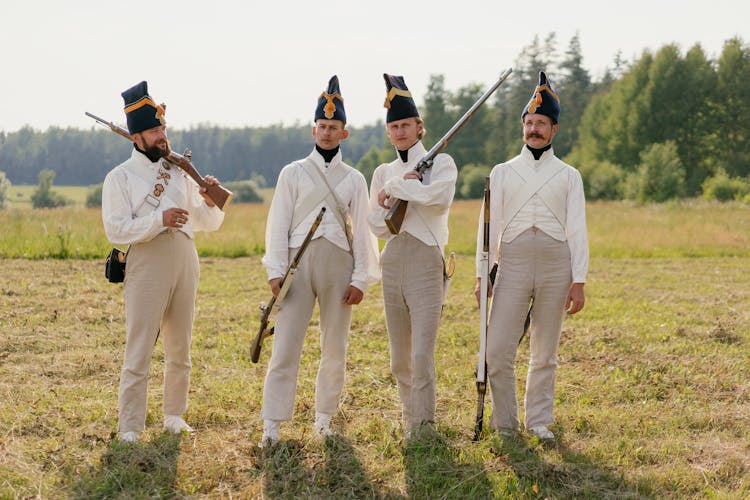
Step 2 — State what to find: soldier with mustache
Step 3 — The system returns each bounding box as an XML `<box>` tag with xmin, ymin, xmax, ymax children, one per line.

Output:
<box><xmin>474</xmin><ymin>71</ymin><xmax>589</xmax><ymax>440</ymax></box>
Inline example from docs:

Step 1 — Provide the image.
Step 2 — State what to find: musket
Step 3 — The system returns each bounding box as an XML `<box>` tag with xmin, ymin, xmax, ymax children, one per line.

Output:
<box><xmin>250</xmin><ymin>207</ymin><xmax>326</xmax><ymax>363</ymax></box>
<box><xmin>475</xmin><ymin>176</ymin><xmax>491</xmax><ymax>440</ymax></box>
<box><xmin>474</xmin><ymin>179</ymin><xmax>533</xmax><ymax>440</ymax></box>
<box><xmin>85</xmin><ymin>111</ymin><xmax>233</xmax><ymax>210</ymax></box>
<box><xmin>385</xmin><ymin>68</ymin><xmax>512</xmax><ymax>234</ymax></box>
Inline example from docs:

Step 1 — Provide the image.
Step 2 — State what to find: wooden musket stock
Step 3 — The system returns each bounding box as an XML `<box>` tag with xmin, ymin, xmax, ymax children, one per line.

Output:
<box><xmin>85</xmin><ymin>111</ymin><xmax>233</xmax><ymax>210</ymax></box>
<box><xmin>384</xmin><ymin>68</ymin><xmax>512</xmax><ymax>234</ymax></box>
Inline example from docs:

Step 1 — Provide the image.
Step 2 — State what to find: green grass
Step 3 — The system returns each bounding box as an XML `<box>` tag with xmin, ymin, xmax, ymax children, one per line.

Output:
<box><xmin>6</xmin><ymin>184</ymin><xmax>92</xmax><ymax>208</ymax></box>
<box><xmin>2</xmin><ymin>198</ymin><xmax>750</xmax><ymax>259</ymax></box>
<box><xmin>0</xmin><ymin>201</ymin><xmax>749</xmax><ymax>497</ymax></box>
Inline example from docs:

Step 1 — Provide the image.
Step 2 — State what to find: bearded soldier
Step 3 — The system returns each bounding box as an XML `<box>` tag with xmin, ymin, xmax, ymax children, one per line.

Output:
<box><xmin>475</xmin><ymin>71</ymin><xmax>589</xmax><ymax>440</ymax></box>
<box><xmin>102</xmin><ymin>81</ymin><xmax>225</xmax><ymax>443</ymax></box>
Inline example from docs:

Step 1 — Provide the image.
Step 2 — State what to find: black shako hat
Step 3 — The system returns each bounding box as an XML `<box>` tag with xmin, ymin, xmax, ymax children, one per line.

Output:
<box><xmin>521</xmin><ymin>71</ymin><xmax>560</xmax><ymax>124</ymax></box>
<box><xmin>383</xmin><ymin>73</ymin><xmax>420</xmax><ymax>123</ymax></box>
<box><xmin>315</xmin><ymin>75</ymin><xmax>346</xmax><ymax>123</ymax></box>
<box><xmin>121</xmin><ymin>81</ymin><xmax>166</xmax><ymax>134</ymax></box>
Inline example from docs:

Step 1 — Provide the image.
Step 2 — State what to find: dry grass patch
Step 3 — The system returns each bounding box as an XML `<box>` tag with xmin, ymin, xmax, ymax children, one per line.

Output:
<box><xmin>1</xmin><ymin>255</ymin><xmax>749</xmax><ymax>497</ymax></box>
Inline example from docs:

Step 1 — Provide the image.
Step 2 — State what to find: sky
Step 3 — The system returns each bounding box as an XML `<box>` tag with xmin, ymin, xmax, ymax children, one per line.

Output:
<box><xmin>1</xmin><ymin>0</ymin><xmax>747</xmax><ymax>132</ymax></box>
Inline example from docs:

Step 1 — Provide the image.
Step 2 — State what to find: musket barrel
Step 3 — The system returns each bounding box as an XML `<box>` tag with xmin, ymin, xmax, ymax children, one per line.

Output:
<box><xmin>384</xmin><ymin>68</ymin><xmax>512</xmax><ymax>234</ymax></box>
<box><xmin>85</xmin><ymin>111</ymin><xmax>233</xmax><ymax>210</ymax></box>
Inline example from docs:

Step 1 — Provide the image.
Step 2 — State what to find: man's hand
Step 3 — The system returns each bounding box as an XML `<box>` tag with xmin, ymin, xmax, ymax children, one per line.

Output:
<box><xmin>199</xmin><ymin>175</ymin><xmax>220</xmax><ymax>207</ymax></box>
<box><xmin>377</xmin><ymin>189</ymin><xmax>392</xmax><ymax>209</ymax></box>
<box><xmin>474</xmin><ymin>277</ymin><xmax>493</xmax><ymax>307</ymax></box>
<box><xmin>268</xmin><ymin>277</ymin><xmax>282</xmax><ymax>298</ymax></box>
<box><xmin>402</xmin><ymin>170</ymin><xmax>422</xmax><ymax>181</ymax></box>
<box><xmin>565</xmin><ymin>282</ymin><xmax>585</xmax><ymax>315</ymax></box>
<box><xmin>343</xmin><ymin>285</ymin><xmax>364</xmax><ymax>305</ymax></box>
<box><xmin>163</xmin><ymin>207</ymin><xmax>190</xmax><ymax>228</ymax></box>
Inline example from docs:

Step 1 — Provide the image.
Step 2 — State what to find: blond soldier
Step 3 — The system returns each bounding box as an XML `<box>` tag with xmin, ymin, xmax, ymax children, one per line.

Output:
<box><xmin>475</xmin><ymin>71</ymin><xmax>589</xmax><ymax>440</ymax></box>
<box><xmin>368</xmin><ymin>74</ymin><xmax>457</xmax><ymax>435</ymax></box>
<box><xmin>260</xmin><ymin>76</ymin><xmax>379</xmax><ymax>445</ymax></box>
<box><xmin>102</xmin><ymin>81</ymin><xmax>225</xmax><ymax>443</ymax></box>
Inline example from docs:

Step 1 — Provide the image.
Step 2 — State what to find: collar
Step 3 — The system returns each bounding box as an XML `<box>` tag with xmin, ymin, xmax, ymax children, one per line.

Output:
<box><xmin>133</xmin><ymin>144</ymin><xmax>163</xmax><ymax>163</ymax></box>
<box><xmin>315</xmin><ymin>144</ymin><xmax>340</xmax><ymax>163</ymax></box>
<box><xmin>396</xmin><ymin>141</ymin><xmax>427</xmax><ymax>167</ymax></box>
<box><xmin>309</xmin><ymin>146</ymin><xmax>342</xmax><ymax>169</ymax></box>
<box><xmin>525</xmin><ymin>143</ymin><xmax>552</xmax><ymax>160</ymax></box>
<box><xmin>131</xmin><ymin>147</ymin><xmax>160</xmax><ymax>165</ymax></box>
<box><xmin>520</xmin><ymin>144</ymin><xmax>555</xmax><ymax>162</ymax></box>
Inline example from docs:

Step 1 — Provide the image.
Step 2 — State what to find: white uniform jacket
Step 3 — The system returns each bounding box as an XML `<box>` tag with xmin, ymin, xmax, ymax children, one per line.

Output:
<box><xmin>102</xmin><ymin>148</ymin><xmax>224</xmax><ymax>245</ymax></box>
<box><xmin>367</xmin><ymin>141</ymin><xmax>457</xmax><ymax>253</ymax></box>
<box><xmin>262</xmin><ymin>148</ymin><xmax>380</xmax><ymax>292</ymax></box>
<box><xmin>476</xmin><ymin>146</ymin><xmax>588</xmax><ymax>283</ymax></box>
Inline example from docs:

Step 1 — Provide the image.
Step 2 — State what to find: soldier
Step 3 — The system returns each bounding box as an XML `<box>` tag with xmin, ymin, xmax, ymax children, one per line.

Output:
<box><xmin>368</xmin><ymin>74</ymin><xmax>457</xmax><ymax>436</ymax></box>
<box><xmin>260</xmin><ymin>76</ymin><xmax>379</xmax><ymax>445</ymax></box>
<box><xmin>101</xmin><ymin>81</ymin><xmax>225</xmax><ymax>443</ymax></box>
<box><xmin>475</xmin><ymin>71</ymin><xmax>589</xmax><ymax>440</ymax></box>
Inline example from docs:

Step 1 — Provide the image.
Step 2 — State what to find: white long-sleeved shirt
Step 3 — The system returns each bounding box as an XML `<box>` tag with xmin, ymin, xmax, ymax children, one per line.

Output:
<box><xmin>262</xmin><ymin>148</ymin><xmax>380</xmax><ymax>291</ymax></box>
<box><xmin>101</xmin><ymin>148</ymin><xmax>224</xmax><ymax>245</ymax></box>
<box><xmin>367</xmin><ymin>141</ymin><xmax>457</xmax><ymax>253</ymax></box>
<box><xmin>475</xmin><ymin>146</ymin><xmax>589</xmax><ymax>283</ymax></box>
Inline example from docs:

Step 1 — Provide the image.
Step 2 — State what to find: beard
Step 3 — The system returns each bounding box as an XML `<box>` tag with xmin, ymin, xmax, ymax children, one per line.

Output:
<box><xmin>137</xmin><ymin>137</ymin><xmax>170</xmax><ymax>163</ymax></box>
<box><xmin>144</xmin><ymin>138</ymin><xmax>170</xmax><ymax>160</ymax></box>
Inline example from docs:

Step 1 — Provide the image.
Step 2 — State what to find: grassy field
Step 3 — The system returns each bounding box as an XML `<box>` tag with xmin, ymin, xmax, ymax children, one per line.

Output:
<box><xmin>1</xmin><ymin>200</ymin><xmax>749</xmax><ymax>498</ymax></box>
<box><xmin>2</xmin><ymin>199</ymin><xmax>750</xmax><ymax>259</ymax></box>
<box><xmin>5</xmin><ymin>185</ymin><xmax>92</xmax><ymax>209</ymax></box>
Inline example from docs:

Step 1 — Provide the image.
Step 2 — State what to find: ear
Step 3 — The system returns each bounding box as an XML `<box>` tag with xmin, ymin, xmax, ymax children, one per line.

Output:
<box><xmin>341</xmin><ymin>129</ymin><xmax>349</xmax><ymax>140</ymax></box>
<box><xmin>311</xmin><ymin>126</ymin><xmax>317</xmax><ymax>138</ymax></box>
<box><xmin>130</xmin><ymin>132</ymin><xmax>142</xmax><ymax>148</ymax></box>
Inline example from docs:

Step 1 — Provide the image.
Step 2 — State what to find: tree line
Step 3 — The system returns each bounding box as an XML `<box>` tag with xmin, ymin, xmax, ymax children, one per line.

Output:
<box><xmin>0</xmin><ymin>123</ymin><xmax>385</xmax><ymax>189</ymax></box>
<box><xmin>1</xmin><ymin>34</ymin><xmax>749</xmax><ymax>206</ymax></box>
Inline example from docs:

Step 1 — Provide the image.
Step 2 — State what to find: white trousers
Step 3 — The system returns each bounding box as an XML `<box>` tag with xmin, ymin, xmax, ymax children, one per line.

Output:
<box><xmin>381</xmin><ymin>232</ymin><xmax>444</xmax><ymax>428</ymax></box>
<box><xmin>487</xmin><ymin>228</ymin><xmax>571</xmax><ymax>431</ymax></box>
<box><xmin>119</xmin><ymin>230</ymin><xmax>199</xmax><ymax>433</ymax></box>
<box><xmin>261</xmin><ymin>238</ymin><xmax>354</xmax><ymax>421</ymax></box>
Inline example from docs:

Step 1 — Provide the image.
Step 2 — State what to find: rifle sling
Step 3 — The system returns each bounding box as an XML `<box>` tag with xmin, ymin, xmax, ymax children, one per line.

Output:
<box><xmin>306</xmin><ymin>161</ymin><xmax>354</xmax><ymax>251</ymax></box>
<box><xmin>289</xmin><ymin>159</ymin><xmax>350</xmax><ymax>238</ymax></box>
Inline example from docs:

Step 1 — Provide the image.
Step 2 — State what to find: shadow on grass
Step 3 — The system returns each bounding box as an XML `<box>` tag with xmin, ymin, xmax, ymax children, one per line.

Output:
<box><xmin>71</xmin><ymin>432</ymin><xmax>183</xmax><ymax>498</ymax></box>
<box><xmin>403</xmin><ymin>426</ymin><xmax>493</xmax><ymax>498</ymax></box>
<box><xmin>489</xmin><ymin>431</ymin><xmax>651</xmax><ymax>498</ymax></box>
<box><xmin>259</xmin><ymin>435</ymin><xmax>400</xmax><ymax>499</ymax></box>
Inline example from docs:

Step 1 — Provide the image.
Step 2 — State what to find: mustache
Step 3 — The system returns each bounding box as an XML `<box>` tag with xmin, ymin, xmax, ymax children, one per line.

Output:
<box><xmin>525</xmin><ymin>132</ymin><xmax>544</xmax><ymax>139</ymax></box>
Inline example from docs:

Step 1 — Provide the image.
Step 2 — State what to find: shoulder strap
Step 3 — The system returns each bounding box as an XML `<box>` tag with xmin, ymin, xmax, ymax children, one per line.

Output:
<box><xmin>289</xmin><ymin>159</ymin><xmax>350</xmax><ymax>236</ymax></box>
<box><xmin>124</xmin><ymin>162</ymin><xmax>170</xmax><ymax>217</ymax></box>
<box><xmin>501</xmin><ymin>162</ymin><xmax>566</xmax><ymax>235</ymax></box>
<box><xmin>307</xmin><ymin>161</ymin><xmax>354</xmax><ymax>249</ymax></box>
<box><xmin>115</xmin><ymin>163</ymin><xmax>165</xmax><ymax>262</ymax></box>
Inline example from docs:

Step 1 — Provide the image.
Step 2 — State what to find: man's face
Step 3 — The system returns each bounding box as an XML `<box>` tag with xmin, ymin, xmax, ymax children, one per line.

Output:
<box><xmin>522</xmin><ymin>113</ymin><xmax>557</xmax><ymax>149</ymax></box>
<box><xmin>134</xmin><ymin>125</ymin><xmax>170</xmax><ymax>159</ymax></box>
<box><xmin>313</xmin><ymin>119</ymin><xmax>348</xmax><ymax>150</ymax></box>
<box><xmin>386</xmin><ymin>117</ymin><xmax>422</xmax><ymax>151</ymax></box>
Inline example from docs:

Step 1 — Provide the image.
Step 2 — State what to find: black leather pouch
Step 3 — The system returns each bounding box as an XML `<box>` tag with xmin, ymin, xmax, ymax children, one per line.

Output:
<box><xmin>105</xmin><ymin>248</ymin><xmax>126</xmax><ymax>283</ymax></box>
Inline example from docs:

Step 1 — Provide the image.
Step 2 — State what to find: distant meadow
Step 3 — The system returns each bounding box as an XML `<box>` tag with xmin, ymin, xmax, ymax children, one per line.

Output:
<box><xmin>2</xmin><ymin>186</ymin><xmax>749</xmax><ymax>260</ymax></box>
